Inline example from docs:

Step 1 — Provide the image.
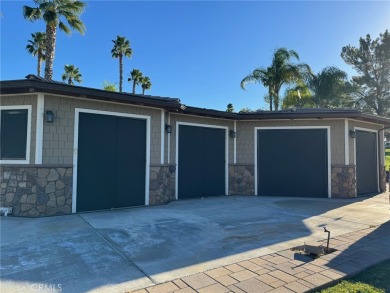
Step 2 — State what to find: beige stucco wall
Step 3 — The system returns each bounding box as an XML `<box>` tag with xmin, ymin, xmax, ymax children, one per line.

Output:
<box><xmin>43</xmin><ymin>94</ymin><xmax>163</xmax><ymax>165</ymax></box>
<box><xmin>169</xmin><ymin>113</ymin><xmax>235</xmax><ymax>164</ymax></box>
<box><xmin>236</xmin><ymin>119</ymin><xmax>346</xmax><ymax>165</ymax></box>
<box><xmin>348</xmin><ymin>119</ymin><xmax>384</xmax><ymax>165</ymax></box>
<box><xmin>0</xmin><ymin>94</ymin><xmax>37</xmax><ymax>163</ymax></box>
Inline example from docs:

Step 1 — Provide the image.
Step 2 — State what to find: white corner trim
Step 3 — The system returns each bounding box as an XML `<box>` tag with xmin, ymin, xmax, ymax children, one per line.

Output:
<box><xmin>175</xmin><ymin>121</ymin><xmax>229</xmax><ymax>200</ymax></box>
<box><xmin>327</xmin><ymin>127</ymin><xmax>331</xmax><ymax>198</ymax></box>
<box><xmin>254</xmin><ymin>128</ymin><xmax>258</xmax><ymax>195</ymax></box>
<box><xmin>344</xmin><ymin>119</ymin><xmax>349</xmax><ymax>166</ymax></box>
<box><xmin>145</xmin><ymin>117</ymin><xmax>151</xmax><ymax>205</ymax></box>
<box><xmin>0</xmin><ymin>105</ymin><xmax>32</xmax><ymax>164</ymax></box>
<box><xmin>72</xmin><ymin>110</ymin><xmax>79</xmax><ymax>213</ymax></box>
<box><xmin>254</xmin><ymin>126</ymin><xmax>332</xmax><ymax>198</ymax></box>
<box><xmin>167</xmin><ymin>113</ymin><xmax>171</xmax><ymax>164</ymax></box>
<box><xmin>72</xmin><ymin>108</ymin><xmax>151</xmax><ymax>213</ymax></box>
<box><xmin>175</xmin><ymin>122</ymin><xmax>179</xmax><ymax>200</ymax></box>
<box><xmin>161</xmin><ymin>110</ymin><xmax>165</xmax><ymax>164</ymax></box>
<box><xmin>225</xmin><ymin>126</ymin><xmax>229</xmax><ymax>195</ymax></box>
<box><xmin>233</xmin><ymin>120</ymin><xmax>237</xmax><ymax>164</ymax></box>
<box><xmin>35</xmin><ymin>93</ymin><xmax>44</xmax><ymax>164</ymax></box>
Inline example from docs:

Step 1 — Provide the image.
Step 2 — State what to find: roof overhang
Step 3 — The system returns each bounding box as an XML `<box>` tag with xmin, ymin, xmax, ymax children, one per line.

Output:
<box><xmin>0</xmin><ymin>77</ymin><xmax>183</xmax><ymax>112</ymax></box>
<box><xmin>2</xmin><ymin>76</ymin><xmax>390</xmax><ymax>126</ymax></box>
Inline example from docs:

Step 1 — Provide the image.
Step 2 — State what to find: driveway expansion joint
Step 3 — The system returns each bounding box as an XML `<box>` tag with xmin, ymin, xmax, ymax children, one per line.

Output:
<box><xmin>78</xmin><ymin>214</ymin><xmax>157</xmax><ymax>285</ymax></box>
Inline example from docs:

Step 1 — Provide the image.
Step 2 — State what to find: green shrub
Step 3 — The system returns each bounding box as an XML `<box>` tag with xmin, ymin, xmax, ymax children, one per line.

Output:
<box><xmin>386</xmin><ymin>155</ymin><xmax>390</xmax><ymax>171</ymax></box>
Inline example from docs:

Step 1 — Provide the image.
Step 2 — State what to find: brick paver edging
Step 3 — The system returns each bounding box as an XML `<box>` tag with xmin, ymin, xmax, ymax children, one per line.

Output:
<box><xmin>129</xmin><ymin>226</ymin><xmax>390</xmax><ymax>293</ymax></box>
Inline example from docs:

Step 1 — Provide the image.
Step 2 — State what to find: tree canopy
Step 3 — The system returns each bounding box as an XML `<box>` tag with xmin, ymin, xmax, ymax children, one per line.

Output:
<box><xmin>241</xmin><ymin>48</ymin><xmax>312</xmax><ymax>111</ymax></box>
<box><xmin>226</xmin><ymin>103</ymin><xmax>234</xmax><ymax>113</ymax></box>
<box><xmin>102</xmin><ymin>81</ymin><xmax>117</xmax><ymax>92</ymax></box>
<box><xmin>128</xmin><ymin>69</ymin><xmax>143</xmax><ymax>94</ymax></box>
<box><xmin>341</xmin><ymin>30</ymin><xmax>390</xmax><ymax>116</ymax></box>
<box><xmin>140</xmin><ymin>76</ymin><xmax>152</xmax><ymax>95</ymax></box>
<box><xmin>282</xmin><ymin>67</ymin><xmax>354</xmax><ymax>109</ymax></box>
<box><xmin>23</xmin><ymin>0</ymin><xmax>86</xmax><ymax>80</ymax></box>
<box><xmin>61</xmin><ymin>64</ymin><xmax>82</xmax><ymax>85</ymax></box>
<box><xmin>26</xmin><ymin>32</ymin><xmax>46</xmax><ymax>77</ymax></box>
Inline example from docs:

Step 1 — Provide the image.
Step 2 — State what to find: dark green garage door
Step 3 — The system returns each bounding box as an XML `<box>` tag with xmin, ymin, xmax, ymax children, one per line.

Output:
<box><xmin>356</xmin><ymin>130</ymin><xmax>378</xmax><ymax>196</ymax></box>
<box><xmin>76</xmin><ymin>112</ymin><xmax>146</xmax><ymax>212</ymax></box>
<box><xmin>178</xmin><ymin>125</ymin><xmax>225</xmax><ymax>199</ymax></box>
<box><xmin>257</xmin><ymin>129</ymin><xmax>328</xmax><ymax>197</ymax></box>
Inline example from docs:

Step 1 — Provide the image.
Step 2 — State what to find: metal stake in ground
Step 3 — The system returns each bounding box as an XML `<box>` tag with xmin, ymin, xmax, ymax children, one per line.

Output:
<box><xmin>323</xmin><ymin>227</ymin><xmax>330</xmax><ymax>253</ymax></box>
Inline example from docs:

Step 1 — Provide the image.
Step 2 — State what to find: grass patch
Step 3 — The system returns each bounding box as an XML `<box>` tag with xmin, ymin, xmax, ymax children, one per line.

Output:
<box><xmin>385</xmin><ymin>154</ymin><xmax>390</xmax><ymax>172</ymax></box>
<box><xmin>320</xmin><ymin>281</ymin><xmax>384</xmax><ymax>293</ymax></box>
<box><xmin>319</xmin><ymin>259</ymin><xmax>390</xmax><ymax>293</ymax></box>
<box><xmin>385</xmin><ymin>148</ymin><xmax>390</xmax><ymax>171</ymax></box>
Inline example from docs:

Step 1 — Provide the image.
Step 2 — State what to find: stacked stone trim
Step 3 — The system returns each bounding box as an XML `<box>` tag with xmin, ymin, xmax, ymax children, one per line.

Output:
<box><xmin>0</xmin><ymin>165</ymin><xmax>72</xmax><ymax>217</ymax></box>
<box><xmin>228</xmin><ymin>164</ymin><xmax>255</xmax><ymax>195</ymax></box>
<box><xmin>331</xmin><ymin>165</ymin><xmax>356</xmax><ymax>198</ymax></box>
<box><xmin>149</xmin><ymin>164</ymin><xmax>176</xmax><ymax>205</ymax></box>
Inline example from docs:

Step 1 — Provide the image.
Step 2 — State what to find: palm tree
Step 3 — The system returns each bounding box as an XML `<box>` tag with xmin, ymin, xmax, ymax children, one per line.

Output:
<box><xmin>23</xmin><ymin>0</ymin><xmax>86</xmax><ymax>80</ymax></box>
<box><xmin>282</xmin><ymin>67</ymin><xmax>353</xmax><ymax>109</ymax></box>
<box><xmin>111</xmin><ymin>36</ymin><xmax>132</xmax><ymax>92</ymax></box>
<box><xmin>26</xmin><ymin>32</ymin><xmax>46</xmax><ymax>77</ymax></box>
<box><xmin>241</xmin><ymin>48</ymin><xmax>312</xmax><ymax>111</ymax></box>
<box><xmin>128</xmin><ymin>69</ymin><xmax>143</xmax><ymax>94</ymax></box>
<box><xmin>307</xmin><ymin>67</ymin><xmax>349</xmax><ymax>108</ymax></box>
<box><xmin>141</xmin><ymin>76</ymin><xmax>152</xmax><ymax>94</ymax></box>
<box><xmin>61</xmin><ymin>64</ymin><xmax>82</xmax><ymax>85</ymax></box>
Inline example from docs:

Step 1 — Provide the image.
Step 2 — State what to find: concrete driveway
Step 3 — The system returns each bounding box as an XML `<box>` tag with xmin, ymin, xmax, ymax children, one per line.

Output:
<box><xmin>1</xmin><ymin>194</ymin><xmax>389</xmax><ymax>292</ymax></box>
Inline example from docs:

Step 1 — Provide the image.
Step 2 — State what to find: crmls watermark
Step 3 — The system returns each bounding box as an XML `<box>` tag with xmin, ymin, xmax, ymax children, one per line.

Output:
<box><xmin>31</xmin><ymin>283</ymin><xmax>62</xmax><ymax>292</ymax></box>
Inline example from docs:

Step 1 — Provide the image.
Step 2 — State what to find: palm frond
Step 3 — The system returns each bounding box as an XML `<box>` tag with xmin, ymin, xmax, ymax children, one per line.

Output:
<box><xmin>23</xmin><ymin>6</ymin><xmax>42</xmax><ymax>21</ymax></box>
<box><xmin>66</xmin><ymin>17</ymin><xmax>86</xmax><ymax>34</ymax></box>
<box><xmin>58</xmin><ymin>21</ymin><xmax>71</xmax><ymax>34</ymax></box>
<box><xmin>240</xmin><ymin>68</ymin><xmax>267</xmax><ymax>89</ymax></box>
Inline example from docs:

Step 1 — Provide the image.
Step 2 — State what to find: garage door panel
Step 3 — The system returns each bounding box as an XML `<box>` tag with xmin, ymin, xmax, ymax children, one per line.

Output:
<box><xmin>77</xmin><ymin>112</ymin><xmax>146</xmax><ymax>212</ymax></box>
<box><xmin>115</xmin><ymin>117</ymin><xmax>146</xmax><ymax>207</ymax></box>
<box><xmin>356</xmin><ymin>130</ymin><xmax>377</xmax><ymax>195</ymax></box>
<box><xmin>178</xmin><ymin>125</ymin><xmax>226</xmax><ymax>199</ymax></box>
<box><xmin>178</xmin><ymin>126</ymin><xmax>204</xmax><ymax>198</ymax></box>
<box><xmin>258</xmin><ymin>129</ymin><xmax>328</xmax><ymax>197</ymax></box>
<box><xmin>202</xmin><ymin>128</ymin><xmax>225</xmax><ymax>196</ymax></box>
<box><xmin>77</xmin><ymin>113</ymin><xmax>116</xmax><ymax>211</ymax></box>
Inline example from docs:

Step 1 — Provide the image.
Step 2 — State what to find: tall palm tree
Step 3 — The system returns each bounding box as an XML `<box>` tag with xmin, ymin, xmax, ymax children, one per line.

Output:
<box><xmin>23</xmin><ymin>0</ymin><xmax>86</xmax><ymax>80</ymax></box>
<box><xmin>61</xmin><ymin>64</ymin><xmax>82</xmax><ymax>85</ymax></box>
<box><xmin>128</xmin><ymin>69</ymin><xmax>143</xmax><ymax>94</ymax></box>
<box><xmin>111</xmin><ymin>36</ymin><xmax>132</xmax><ymax>92</ymax></box>
<box><xmin>26</xmin><ymin>32</ymin><xmax>46</xmax><ymax>77</ymax></box>
<box><xmin>241</xmin><ymin>48</ymin><xmax>312</xmax><ymax>111</ymax></box>
<box><xmin>141</xmin><ymin>76</ymin><xmax>152</xmax><ymax>94</ymax></box>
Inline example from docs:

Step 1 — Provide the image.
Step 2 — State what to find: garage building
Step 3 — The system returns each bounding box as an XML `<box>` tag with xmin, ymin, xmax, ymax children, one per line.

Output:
<box><xmin>1</xmin><ymin>75</ymin><xmax>388</xmax><ymax>216</ymax></box>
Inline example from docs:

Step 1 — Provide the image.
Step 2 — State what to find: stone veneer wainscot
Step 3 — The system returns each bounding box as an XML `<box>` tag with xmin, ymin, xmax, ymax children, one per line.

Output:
<box><xmin>228</xmin><ymin>164</ymin><xmax>255</xmax><ymax>195</ymax></box>
<box><xmin>331</xmin><ymin>165</ymin><xmax>356</xmax><ymax>198</ymax></box>
<box><xmin>0</xmin><ymin>165</ymin><xmax>72</xmax><ymax>216</ymax></box>
<box><xmin>149</xmin><ymin>165</ymin><xmax>176</xmax><ymax>205</ymax></box>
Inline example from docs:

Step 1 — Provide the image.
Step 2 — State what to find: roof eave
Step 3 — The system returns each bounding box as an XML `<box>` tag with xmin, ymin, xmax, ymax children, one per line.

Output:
<box><xmin>0</xmin><ymin>80</ymin><xmax>183</xmax><ymax>111</ymax></box>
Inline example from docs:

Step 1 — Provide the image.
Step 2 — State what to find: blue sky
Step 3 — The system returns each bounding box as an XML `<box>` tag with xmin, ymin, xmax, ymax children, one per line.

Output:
<box><xmin>1</xmin><ymin>1</ymin><xmax>389</xmax><ymax>111</ymax></box>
